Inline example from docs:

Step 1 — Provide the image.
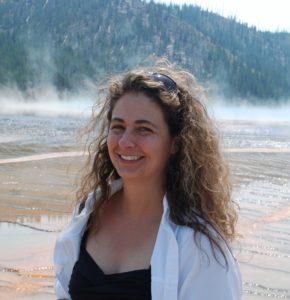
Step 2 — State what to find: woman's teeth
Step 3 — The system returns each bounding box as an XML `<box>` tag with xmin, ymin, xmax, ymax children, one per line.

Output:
<box><xmin>120</xmin><ymin>155</ymin><xmax>140</xmax><ymax>161</ymax></box>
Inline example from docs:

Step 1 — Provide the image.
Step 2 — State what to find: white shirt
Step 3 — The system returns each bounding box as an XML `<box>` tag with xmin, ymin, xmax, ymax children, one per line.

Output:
<box><xmin>54</xmin><ymin>179</ymin><xmax>243</xmax><ymax>299</ymax></box>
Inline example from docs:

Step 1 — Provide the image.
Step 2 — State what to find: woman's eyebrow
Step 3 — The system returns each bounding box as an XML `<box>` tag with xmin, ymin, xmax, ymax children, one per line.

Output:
<box><xmin>111</xmin><ymin>117</ymin><xmax>124</xmax><ymax>123</ymax></box>
<box><xmin>111</xmin><ymin>117</ymin><xmax>158</xmax><ymax>129</ymax></box>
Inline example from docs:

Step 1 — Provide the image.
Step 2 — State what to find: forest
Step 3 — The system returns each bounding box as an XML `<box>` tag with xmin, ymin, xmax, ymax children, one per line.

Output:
<box><xmin>0</xmin><ymin>0</ymin><xmax>290</xmax><ymax>103</ymax></box>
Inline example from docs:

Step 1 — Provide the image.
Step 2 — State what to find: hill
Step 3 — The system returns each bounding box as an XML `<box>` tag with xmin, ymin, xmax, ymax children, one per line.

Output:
<box><xmin>0</xmin><ymin>0</ymin><xmax>290</xmax><ymax>102</ymax></box>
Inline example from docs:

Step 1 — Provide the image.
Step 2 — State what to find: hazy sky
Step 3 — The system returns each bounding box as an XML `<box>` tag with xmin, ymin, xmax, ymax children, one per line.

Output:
<box><xmin>153</xmin><ymin>0</ymin><xmax>290</xmax><ymax>32</ymax></box>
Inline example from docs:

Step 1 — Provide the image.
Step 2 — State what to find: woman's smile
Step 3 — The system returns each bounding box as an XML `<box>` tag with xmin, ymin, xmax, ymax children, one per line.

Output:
<box><xmin>118</xmin><ymin>155</ymin><xmax>144</xmax><ymax>161</ymax></box>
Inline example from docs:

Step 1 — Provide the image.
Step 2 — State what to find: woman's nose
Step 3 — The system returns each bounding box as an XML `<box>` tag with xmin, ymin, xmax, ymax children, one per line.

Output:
<box><xmin>118</xmin><ymin>129</ymin><xmax>135</xmax><ymax>148</ymax></box>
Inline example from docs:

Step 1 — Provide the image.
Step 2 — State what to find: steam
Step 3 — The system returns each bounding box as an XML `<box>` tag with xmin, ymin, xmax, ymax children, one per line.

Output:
<box><xmin>209</xmin><ymin>104</ymin><xmax>290</xmax><ymax>122</ymax></box>
<box><xmin>0</xmin><ymin>85</ymin><xmax>94</xmax><ymax>117</ymax></box>
<box><xmin>1</xmin><ymin>84</ymin><xmax>290</xmax><ymax>122</ymax></box>
<box><xmin>0</xmin><ymin>38</ymin><xmax>96</xmax><ymax>117</ymax></box>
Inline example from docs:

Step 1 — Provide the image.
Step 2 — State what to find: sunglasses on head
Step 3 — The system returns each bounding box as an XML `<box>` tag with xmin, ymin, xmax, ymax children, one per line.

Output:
<box><xmin>149</xmin><ymin>73</ymin><xmax>178</xmax><ymax>94</ymax></box>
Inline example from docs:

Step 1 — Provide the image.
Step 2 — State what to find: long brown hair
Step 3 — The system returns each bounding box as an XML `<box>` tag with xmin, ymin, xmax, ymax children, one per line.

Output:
<box><xmin>77</xmin><ymin>64</ymin><xmax>238</xmax><ymax>265</ymax></box>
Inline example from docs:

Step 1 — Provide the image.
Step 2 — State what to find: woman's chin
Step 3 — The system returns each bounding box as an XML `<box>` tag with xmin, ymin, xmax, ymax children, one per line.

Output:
<box><xmin>118</xmin><ymin>171</ymin><xmax>144</xmax><ymax>181</ymax></box>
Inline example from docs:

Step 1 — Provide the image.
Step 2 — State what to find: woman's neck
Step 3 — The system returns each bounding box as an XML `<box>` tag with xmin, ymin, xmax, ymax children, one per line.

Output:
<box><xmin>117</xmin><ymin>180</ymin><xmax>165</xmax><ymax>220</ymax></box>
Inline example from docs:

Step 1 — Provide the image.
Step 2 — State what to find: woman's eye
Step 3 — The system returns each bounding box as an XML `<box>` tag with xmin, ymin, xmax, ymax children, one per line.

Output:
<box><xmin>138</xmin><ymin>127</ymin><xmax>152</xmax><ymax>133</ymax></box>
<box><xmin>110</xmin><ymin>125</ymin><xmax>125</xmax><ymax>132</ymax></box>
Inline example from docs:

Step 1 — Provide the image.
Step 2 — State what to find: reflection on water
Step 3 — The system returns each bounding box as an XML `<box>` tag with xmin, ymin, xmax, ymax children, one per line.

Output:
<box><xmin>0</xmin><ymin>114</ymin><xmax>289</xmax><ymax>299</ymax></box>
<box><xmin>222</xmin><ymin>120</ymin><xmax>290</xmax><ymax>299</ymax></box>
<box><xmin>0</xmin><ymin>222</ymin><xmax>58</xmax><ymax>299</ymax></box>
<box><xmin>0</xmin><ymin>114</ymin><xmax>87</xmax><ymax>159</ymax></box>
<box><xmin>1</xmin><ymin>215</ymin><xmax>71</xmax><ymax>233</ymax></box>
<box><xmin>231</xmin><ymin>156</ymin><xmax>290</xmax><ymax>299</ymax></box>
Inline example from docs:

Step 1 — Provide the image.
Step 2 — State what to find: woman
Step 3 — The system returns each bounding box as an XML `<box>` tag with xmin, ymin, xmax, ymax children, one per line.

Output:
<box><xmin>54</xmin><ymin>65</ymin><xmax>242</xmax><ymax>299</ymax></box>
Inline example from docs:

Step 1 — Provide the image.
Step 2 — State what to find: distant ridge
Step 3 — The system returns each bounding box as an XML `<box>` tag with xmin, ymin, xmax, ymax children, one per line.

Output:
<box><xmin>0</xmin><ymin>0</ymin><xmax>289</xmax><ymax>102</ymax></box>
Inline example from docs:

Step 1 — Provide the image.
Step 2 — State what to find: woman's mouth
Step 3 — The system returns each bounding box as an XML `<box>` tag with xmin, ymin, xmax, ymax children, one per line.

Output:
<box><xmin>119</xmin><ymin>155</ymin><xmax>143</xmax><ymax>161</ymax></box>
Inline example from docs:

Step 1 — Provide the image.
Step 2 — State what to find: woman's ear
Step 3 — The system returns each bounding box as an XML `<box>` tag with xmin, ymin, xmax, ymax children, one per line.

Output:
<box><xmin>170</xmin><ymin>137</ymin><xmax>180</xmax><ymax>154</ymax></box>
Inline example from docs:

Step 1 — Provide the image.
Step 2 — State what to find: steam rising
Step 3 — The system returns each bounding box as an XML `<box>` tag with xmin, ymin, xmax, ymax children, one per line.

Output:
<box><xmin>0</xmin><ymin>85</ymin><xmax>94</xmax><ymax>117</ymax></box>
<box><xmin>1</xmin><ymin>85</ymin><xmax>290</xmax><ymax>122</ymax></box>
<box><xmin>209</xmin><ymin>104</ymin><xmax>290</xmax><ymax>122</ymax></box>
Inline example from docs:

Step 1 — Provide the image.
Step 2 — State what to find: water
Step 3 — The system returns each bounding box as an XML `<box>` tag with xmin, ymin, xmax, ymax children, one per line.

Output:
<box><xmin>221</xmin><ymin>120</ymin><xmax>290</xmax><ymax>299</ymax></box>
<box><xmin>0</xmin><ymin>112</ymin><xmax>290</xmax><ymax>299</ymax></box>
<box><xmin>0</xmin><ymin>114</ymin><xmax>86</xmax><ymax>158</ymax></box>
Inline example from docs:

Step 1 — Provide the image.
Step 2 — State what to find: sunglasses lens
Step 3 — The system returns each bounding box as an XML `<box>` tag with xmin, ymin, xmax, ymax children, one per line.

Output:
<box><xmin>150</xmin><ymin>73</ymin><xmax>178</xmax><ymax>93</ymax></box>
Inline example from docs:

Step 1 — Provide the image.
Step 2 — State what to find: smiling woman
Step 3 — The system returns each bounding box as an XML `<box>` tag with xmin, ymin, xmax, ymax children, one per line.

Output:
<box><xmin>53</xmin><ymin>64</ymin><xmax>242</xmax><ymax>300</ymax></box>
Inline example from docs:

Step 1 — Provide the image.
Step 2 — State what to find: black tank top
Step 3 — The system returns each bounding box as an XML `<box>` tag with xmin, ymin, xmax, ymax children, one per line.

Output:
<box><xmin>69</xmin><ymin>230</ymin><xmax>152</xmax><ymax>300</ymax></box>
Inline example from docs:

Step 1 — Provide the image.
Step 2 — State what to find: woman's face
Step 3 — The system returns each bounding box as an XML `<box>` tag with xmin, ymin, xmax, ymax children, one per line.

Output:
<box><xmin>107</xmin><ymin>92</ymin><xmax>175</xmax><ymax>185</ymax></box>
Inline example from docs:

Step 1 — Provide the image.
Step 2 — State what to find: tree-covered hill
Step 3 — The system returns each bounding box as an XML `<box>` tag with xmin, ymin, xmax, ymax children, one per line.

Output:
<box><xmin>0</xmin><ymin>0</ymin><xmax>289</xmax><ymax>103</ymax></box>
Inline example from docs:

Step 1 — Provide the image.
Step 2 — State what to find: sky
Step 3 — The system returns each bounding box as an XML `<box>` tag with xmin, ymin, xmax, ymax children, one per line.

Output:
<box><xmin>153</xmin><ymin>0</ymin><xmax>290</xmax><ymax>32</ymax></box>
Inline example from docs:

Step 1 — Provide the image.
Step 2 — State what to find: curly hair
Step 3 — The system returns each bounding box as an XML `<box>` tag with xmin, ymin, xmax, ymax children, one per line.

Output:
<box><xmin>77</xmin><ymin>64</ymin><xmax>238</xmax><ymax>265</ymax></box>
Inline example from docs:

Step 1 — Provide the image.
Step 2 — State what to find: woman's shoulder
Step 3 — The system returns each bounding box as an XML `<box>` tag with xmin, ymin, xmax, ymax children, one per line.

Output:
<box><xmin>175</xmin><ymin>221</ymin><xmax>236</xmax><ymax>266</ymax></box>
<box><xmin>174</xmin><ymin>223</ymin><xmax>243</xmax><ymax>298</ymax></box>
<box><xmin>175</xmin><ymin>220</ymin><xmax>219</xmax><ymax>241</ymax></box>
<box><xmin>58</xmin><ymin>179</ymin><xmax>124</xmax><ymax>239</ymax></box>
